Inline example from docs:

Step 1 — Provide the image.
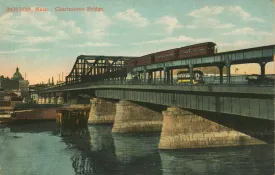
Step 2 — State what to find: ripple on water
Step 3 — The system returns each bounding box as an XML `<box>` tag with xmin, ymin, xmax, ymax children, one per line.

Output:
<box><xmin>0</xmin><ymin>123</ymin><xmax>274</xmax><ymax>175</ymax></box>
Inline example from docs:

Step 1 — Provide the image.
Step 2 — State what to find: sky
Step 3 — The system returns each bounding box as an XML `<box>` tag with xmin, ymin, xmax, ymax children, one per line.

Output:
<box><xmin>0</xmin><ymin>0</ymin><xmax>274</xmax><ymax>84</ymax></box>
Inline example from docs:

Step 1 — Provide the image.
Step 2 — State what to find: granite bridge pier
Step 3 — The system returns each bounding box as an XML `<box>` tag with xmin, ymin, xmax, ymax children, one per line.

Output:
<box><xmin>36</xmin><ymin>44</ymin><xmax>275</xmax><ymax>149</ymax></box>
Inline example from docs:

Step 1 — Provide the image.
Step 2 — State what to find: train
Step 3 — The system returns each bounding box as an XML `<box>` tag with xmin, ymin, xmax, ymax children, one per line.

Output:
<box><xmin>124</xmin><ymin>42</ymin><xmax>216</xmax><ymax>68</ymax></box>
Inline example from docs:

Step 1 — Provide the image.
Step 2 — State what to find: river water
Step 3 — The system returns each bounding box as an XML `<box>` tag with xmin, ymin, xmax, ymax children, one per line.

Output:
<box><xmin>0</xmin><ymin>121</ymin><xmax>274</xmax><ymax>175</ymax></box>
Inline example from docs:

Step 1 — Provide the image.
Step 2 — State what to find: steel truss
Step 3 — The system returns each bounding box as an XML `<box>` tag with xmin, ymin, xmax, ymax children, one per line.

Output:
<box><xmin>66</xmin><ymin>55</ymin><xmax>136</xmax><ymax>84</ymax></box>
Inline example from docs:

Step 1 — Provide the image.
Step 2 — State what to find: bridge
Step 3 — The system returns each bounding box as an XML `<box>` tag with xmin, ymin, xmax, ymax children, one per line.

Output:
<box><xmin>36</xmin><ymin>44</ymin><xmax>275</xmax><ymax>149</ymax></box>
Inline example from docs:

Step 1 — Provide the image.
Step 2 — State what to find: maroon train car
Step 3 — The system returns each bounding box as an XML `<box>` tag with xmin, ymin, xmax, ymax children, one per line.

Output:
<box><xmin>154</xmin><ymin>48</ymin><xmax>178</xmax><ymax>63</ymax></box>
<box><xmin>178</xmin><ymin>42</ymin><xmax>216</xmax><ymax>59</ymax></box>
<box><xmin>136</xmin><ymin>54</ymin><xmax>154</xmax><ymax>66</ymax></box>
<box><xmin>124</xmin><ymin>58</ymin><xmax>137</xmax><ymax>67</ymax></box>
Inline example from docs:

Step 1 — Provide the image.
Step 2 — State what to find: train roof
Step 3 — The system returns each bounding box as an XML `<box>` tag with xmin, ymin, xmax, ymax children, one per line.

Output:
<box><xmin>179</xmin><ymin>42</ymin><xmax>216</xmax><ymax>49</ymax></box>
<box><xmin>153</xmin><ymin>48</ymin><xmax>178</xmax><ymax>55</ymax></box>
<box><xmin>139</xmin><ymin>42</ymin><xmax>217</xmax><ymax>57</ymax></box>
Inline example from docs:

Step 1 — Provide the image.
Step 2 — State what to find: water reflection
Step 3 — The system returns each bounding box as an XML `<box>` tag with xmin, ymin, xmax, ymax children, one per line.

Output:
<box><xmin>160</xmin><ymin>145</ymin><xmax>274</xmax><ymax>175</ymax></box>
<box><xmin>0</xmin><ymin>122</ymin><xmax>274</xmax><ymax>175</ymax></box>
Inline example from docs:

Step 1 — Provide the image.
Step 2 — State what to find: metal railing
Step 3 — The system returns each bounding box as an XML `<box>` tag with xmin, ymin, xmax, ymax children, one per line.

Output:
<box><xmin>42</xmin><ymin>75</ymin><xmax>274</xmax><ymax>91</ymax></box>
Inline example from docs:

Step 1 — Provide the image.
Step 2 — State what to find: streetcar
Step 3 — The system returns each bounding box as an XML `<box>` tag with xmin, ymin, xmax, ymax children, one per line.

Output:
<box><xmin>177</xmin><ymin>70</ymin><xmax>204</xmax><ymax>84</ymax></box>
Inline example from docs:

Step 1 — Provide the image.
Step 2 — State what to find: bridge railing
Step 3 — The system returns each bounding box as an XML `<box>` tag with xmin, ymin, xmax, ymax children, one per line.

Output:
<box><xmin>87</xmin><ymin>76</ymin><xmax>274</xmax><ymax>86</ymax></box>
<box><xmin>42</xmin><ymin>75</ymin><xmax>274</xmax><ymax>91</ymax></box>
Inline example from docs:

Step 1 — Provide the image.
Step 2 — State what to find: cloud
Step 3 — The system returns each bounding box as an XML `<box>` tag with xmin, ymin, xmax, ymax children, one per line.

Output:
<box><xmin>115</xmin><ymin>9</ymin><xmax>149</xmax><ymax>27</ymax></box>
<box><xmin>188</xmin><ymin>6</ymin><xmax>225</xmax><ymax>18</ymax></box>
<box><xmin>228</xmin><ymin>6</ymin><xmax>265</xmax><ymax>22</ymax></box>
<box><xmin>133</xmin><ymin>35</ymin><xmax>210</xmax><ymax>45</ymax></box>
<box><xmin>0</xmin><ymin>48</ymin><xmax>48</xmax><ymax>54</ymax></box>
<box><xmin>83</xmin><ymin>12</ymin><xmax>113</xmax><ymax>39</ymax></box>
<box><xmin>188</xmin><ymin>5</ymin><xmax>264</xmax><ymax>23</ymax></box>
<box><xmin>222</xmin><ymin>27</ymin><xmax>273</xmax><ymax>36</ymax></box>
<box><xmin>217</xmin><ymin>41</ymin><xmax>251</xmax><ymax>51</ymax></box>
<box><xmin>66</xmin><ymin>42</ymin><xmax>117</xmax><ymax>48</ymax></box>
<box><xmin>155</xmin><ymin>16</ymin><xmax>182</xmax><ymax>33</ymax></box>
<box><xmin>0</xmin><ymin>9</ymin><xmax>82</xmax><ymax>44</ymax></box>
<box><xmin>15</xmin><ymin>36</ymin><xmax>56</xmax><ymax>45</ymax></box>
<box><xmin>186</xmin><ymin>18</ymin><xmax>234</xmax><ymax>29</ymax></box>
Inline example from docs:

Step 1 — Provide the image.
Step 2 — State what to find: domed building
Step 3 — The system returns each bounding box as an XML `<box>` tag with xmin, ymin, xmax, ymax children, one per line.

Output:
<box><xmin>0</xmin><ymin>67</ymin><xmax>29</xmax><ymax>102</ymax></box>
<box><xmin>11</xmin><ymin>67</ymin><xmax>24</xmax><ymax>80</ymax></box>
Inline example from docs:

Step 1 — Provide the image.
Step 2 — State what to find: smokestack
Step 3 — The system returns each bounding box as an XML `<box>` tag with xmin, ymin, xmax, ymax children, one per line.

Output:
<box><xmin>25</xmin><ymin>72</ymin><xmax>26</xmax><ymax>80</ymax></box>
<box><xmin>62</xmin><ymin>72</ymin><xmax>63</xmax><ymax>81</ymax></box>
<box><xmin>59</xmin><ymin>74</ymin><xmax>60</xmax><ymax>82</ymax></box>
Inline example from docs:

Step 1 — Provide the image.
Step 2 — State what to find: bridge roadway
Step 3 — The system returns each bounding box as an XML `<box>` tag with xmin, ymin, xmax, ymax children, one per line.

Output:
<box><xmin>39</xmin><ymin>80</ymin><xmax>274</xmax><ymax>121</ymax></box>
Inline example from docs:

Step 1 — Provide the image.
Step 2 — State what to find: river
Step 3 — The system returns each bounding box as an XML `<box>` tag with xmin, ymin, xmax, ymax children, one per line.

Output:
<box><xmin>0</xmin><ymin>121</ymin><xmax>273</xmax><ymax>175</ymax></box>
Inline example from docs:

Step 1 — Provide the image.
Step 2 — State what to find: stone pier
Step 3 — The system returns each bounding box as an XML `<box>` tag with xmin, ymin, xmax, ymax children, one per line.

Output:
<box><xmin>112</xmin><ymin>100</ymin><xmax>162</xmax><ymax>133</ymax></box>
<box><xmin>158</xmin><ymin>107</ymin><xmax>265</xmax><ymax>149</ymax></box>
<box><xmin>88</xmin><ymin>98</ymin><xmax>116</xmax><ymax>124</ymax></box>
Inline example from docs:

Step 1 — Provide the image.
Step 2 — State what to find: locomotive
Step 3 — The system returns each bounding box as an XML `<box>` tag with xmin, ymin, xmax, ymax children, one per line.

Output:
<box><xmin>124</xmin><ymin>42</ymin><xmax>216</xmax><ymax>67</ymax></box>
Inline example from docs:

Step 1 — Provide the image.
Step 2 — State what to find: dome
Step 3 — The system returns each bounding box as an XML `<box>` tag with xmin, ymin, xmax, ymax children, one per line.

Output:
<box><xmin>11</xmin><ymin>67</ymin><xmax>24</xmax><ymax>80</ymax></box>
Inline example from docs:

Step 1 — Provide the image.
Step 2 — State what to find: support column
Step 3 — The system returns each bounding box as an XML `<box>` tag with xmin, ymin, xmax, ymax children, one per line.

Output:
<box><xmin>148</xmin><ymin>71</ymin><xmax>153</xmax><ymax>84</ymax></box>
<box><xmin>170</xmin><ymin>69</ymin><xmax>174</xmax><ymax>85</ymax></box>
<box><xmin>163</xmin><ymin>68</ymin><xmax>167</xmax><ymax>84</ymax></box>
<box><xmin>226</xmin><ymin>62</ymin><xmax>231</xmax><ymax>84</ymax></box>
<box><xmin>143</xmin><ymin>69</ymin><xmax>147</xmax><ymax>82</ymax></box>
<box><xmin>88</xmin><ymin>98</ymin><xmax>116</xmax><ymax>124</ymax></box>
<box><xmin>158</xmin><ymin>107</ymin><xmax>265</xmax><ymax>149</ymax></box>
<box><xmin>189</xmin><ymin>64</ymin><xmax>193</xmax><ymax>85</ymax></box>
<box><xmin>112</xmin><ymin>100</ymin><xmax>162</xmax><ymax>133</ymax></box>
<box><xmin>166</xmin><ymin>68</ymin><xmax>170</xmax><ymax>84</ymax></box>
<box><xmin>218</xmin><ymin>64</ymin><xmax>224</xmax><ymax>84</ymax></box>
<box><xmin>260</xmin><ymin>62</ymin><xmax>266</xmax><ymax>78</ymax></box>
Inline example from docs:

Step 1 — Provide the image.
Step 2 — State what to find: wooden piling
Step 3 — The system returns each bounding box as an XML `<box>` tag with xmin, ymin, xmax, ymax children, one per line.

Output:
<box><xmin>56</xmin><ymin>105</ymin><xmax>90</xmax><ymax>131</ymax></box>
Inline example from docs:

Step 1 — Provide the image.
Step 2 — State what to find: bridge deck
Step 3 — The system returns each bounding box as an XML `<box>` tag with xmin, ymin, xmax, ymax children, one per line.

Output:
<box><xmin>39</xmin><ymin>81</ymin><xmax>274</xmax><ymax>95</ymax></box>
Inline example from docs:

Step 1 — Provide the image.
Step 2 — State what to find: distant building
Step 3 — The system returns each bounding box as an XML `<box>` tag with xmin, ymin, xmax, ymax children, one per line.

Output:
<box><xmin>11</xmin><ymin>67</ymin><xmax>24</xmax><ymax>81</ymax></box>
<box><xmin>0</xmin><ymin>91</ymin><xmax>23</xmax><ymax>107</ymax></box>
<box><xmin>0</xmin><ymin>88</ymin><xmax>4</xmax><ymax>101</ymax></box>
<box><xmin>0</xmin><ymin>67</ymin><xmax>29</xmax><ymax>98</ymax></box>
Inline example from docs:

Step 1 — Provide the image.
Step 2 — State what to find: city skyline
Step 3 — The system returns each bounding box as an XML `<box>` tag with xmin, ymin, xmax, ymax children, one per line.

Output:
<box><xmin>0</xmin><ymin>0</ymin><xmax>274</xmax><ymax>84</ymax></box>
